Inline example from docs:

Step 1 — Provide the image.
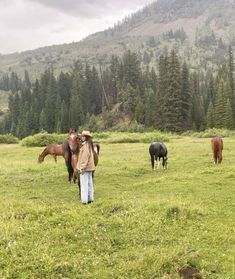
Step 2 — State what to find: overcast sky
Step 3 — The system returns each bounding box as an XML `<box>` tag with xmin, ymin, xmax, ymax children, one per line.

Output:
<box><xmin>0</xmin><ymin>0</ymin><xmax>153</xmax><ymax>55</ymax></box>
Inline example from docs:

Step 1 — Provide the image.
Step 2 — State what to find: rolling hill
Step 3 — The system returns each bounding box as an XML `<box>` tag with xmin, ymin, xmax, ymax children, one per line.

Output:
<box><xmin>0</xmin><ymin>0</ymin><xmax>235</xmax><ymax>79</ymax></box>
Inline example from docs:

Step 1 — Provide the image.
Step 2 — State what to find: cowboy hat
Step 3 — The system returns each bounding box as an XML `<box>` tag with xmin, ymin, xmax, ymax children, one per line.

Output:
<box><xmin>81</xmin><ymin>130</ymin><xmax>92</xmax><ymax>137</ymax></box>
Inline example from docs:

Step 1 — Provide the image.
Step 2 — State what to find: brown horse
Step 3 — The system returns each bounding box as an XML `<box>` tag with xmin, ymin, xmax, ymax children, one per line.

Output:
<box><xmin>38</xmin><ymin>144</ymin><xmax>63</xmax><ymax>163</ymax></box>
<box><xmin>211</xmin><ymin>136</ymin><xmax>223</xmax><ymax>164</ymax></box>
<box><xmin>38</xmin><ymin>141</ymin><xmax>73</xmax><ymax>183</ymax></box>
<box><xmin>67</xmin><ymin>130</ymin><xmax>82</xmax><ymax>184</ymax></box>
<box><xmin>67</xmin><ymin>130</ymin><xmax>99</xmax><ymax>185</ymax></box>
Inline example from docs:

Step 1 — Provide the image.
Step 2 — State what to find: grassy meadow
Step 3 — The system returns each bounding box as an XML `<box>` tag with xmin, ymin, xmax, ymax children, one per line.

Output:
<box><xmin>0</xmin><ymin>136</ymin><xmax>235</xmax><ymax>278</ymax></box>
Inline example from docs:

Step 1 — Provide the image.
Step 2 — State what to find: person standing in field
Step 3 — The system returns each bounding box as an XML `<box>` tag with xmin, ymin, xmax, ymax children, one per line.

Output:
<box><xmin>77</xmin><ymin>130</ymin><xmax>96</xmax><ymax>204</ymax></box>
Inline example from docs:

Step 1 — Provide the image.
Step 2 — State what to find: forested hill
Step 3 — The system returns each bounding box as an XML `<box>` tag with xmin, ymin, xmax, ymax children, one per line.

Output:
<box><xmin>1</xmin><ymin>0</ymin><xmax>235</xmax><ymax>78</ymax></box>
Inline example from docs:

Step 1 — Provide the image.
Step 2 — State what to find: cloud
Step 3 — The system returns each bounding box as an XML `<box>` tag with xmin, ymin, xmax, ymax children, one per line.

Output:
<box><xmin>27</xmin><ymin>0</ymin><xmax>149</xmax><ymax>18</ymax></box>
<box><xmin>0</xmin><ymin>0</ymin><xmax>152</xmax><ymax>54</ymax></box>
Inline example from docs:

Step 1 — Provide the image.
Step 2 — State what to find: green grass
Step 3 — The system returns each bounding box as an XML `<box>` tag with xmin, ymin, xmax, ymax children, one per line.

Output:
<box><xmin>0</xmin><ymin>137</ymin><xmax>235</xmax><ymax>278</ymax></box>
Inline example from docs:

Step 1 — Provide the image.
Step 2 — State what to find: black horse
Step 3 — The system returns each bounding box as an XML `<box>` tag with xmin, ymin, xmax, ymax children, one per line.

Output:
<box><xmin>149</xmin><ymin>142</ymin><xmax>168</xmax><ymax>170</ymax></box>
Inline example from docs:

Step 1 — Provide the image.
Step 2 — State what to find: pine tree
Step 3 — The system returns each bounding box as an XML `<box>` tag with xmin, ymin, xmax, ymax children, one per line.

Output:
<box><xmin>60</xmin><ymin>101</ymin><xmax>69</xmax><ymax>132</ymax></box>
<box><xmin>228</xmin><ymin>45</ymin><xmax>235</xmax><ymax>118</ymax></box>
<box><xmin>39</xmin><ymin>109</ymin><xmax>47</xmax><ymax>131</ymax></box>
<box><xmin>206</xmin><ymin>101</ymin><xmax>214</xmax><ymax>128</ymax></box>
<box><xmin>156</xmin><ymin>53</ymin><xmax>169</xmax><ymax>130</ymax></box>
<box><xmin>144</xmin><ymin>88</ymin><xmax>158</xmax><ymax>127</ymax></box>
<box><xmin>135</xmin><ymin>96</ymin><xmax>145</xmax><ymax>124</ymax></box>
<box><xmin>44</xmin><ymin>70</ymin><xmax>57</xmax><ymax>132</ymax></box>
<box><xmin>181</xmin><ymin>62</ymin><xmax>191</xmax><ymax>131</ymax></box>
<box><xmin>121</xmin><ymin>50</ymin><xmax>141</xmax><ymax>89</ymax></box>
<box><xmin>191</xmin><ymin>72</ymin><xmax>204</xmax><ymax>130</ymax></box>
<box><xmin>214</xmin><ymin>80</ymin><xmax>228</xmax><ymax>128</ymax></box>
<box><xmin>164</xmin><ymin>49</ymin><xmax>182</xmax><ymax>132</ymax></box>
<box><xmin>224</xmin><ymin>99</ymin><xmax>234</xmax><ymax>129</ymax></box>
<box><xmin>69</xmin><ymin>74</ymin><xmax>84</xmax><ymax>128</ymax></box>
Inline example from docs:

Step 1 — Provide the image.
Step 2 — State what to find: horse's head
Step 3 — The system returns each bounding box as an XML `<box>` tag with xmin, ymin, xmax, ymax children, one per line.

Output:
<box><xmin>67</xmin><ymin>130</ymin><xmax>81</xmax><ymax>154</ymax></box>
<box><xmin>38</xmin><ymin>154</ymin><xmax>44</xmax><ymax>163</ymax></box>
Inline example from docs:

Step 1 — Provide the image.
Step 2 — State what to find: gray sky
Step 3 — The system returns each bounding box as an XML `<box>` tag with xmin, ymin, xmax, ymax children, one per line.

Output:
<box><xmin>0</xmin><ymin>0</ymin><xmax>153</xmax><ymax>54</ymax></box>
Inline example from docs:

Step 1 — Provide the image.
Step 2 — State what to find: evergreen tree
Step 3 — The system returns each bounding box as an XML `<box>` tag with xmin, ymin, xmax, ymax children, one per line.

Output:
<box><xmin>191</xmin><ymin>72</ymin><xmax>204</xmax><ymax>130</ymax></box>
<box><xmin>214</xmin><ymin>80</ymin><xmax>228</xmax><ymax>128</ymax></box>
<box><xmin>164</xmin><ymin>49</ymin><xmax>182</xmax><ymax>132</ymax></box>
<box><xmin>228</xmin><ymin>45</ymin><xmax>235</xmax><ymax>118</ymax></box>
<box><xmin>60</xmin><ymin>101</ymin><xmax>69</xmax><ymax>132</ymax></box>
<box><xmin>135</xmin><ymin>96</ymin><xmax>145</xmax><ymax>124</ymax></box>
<box><xmin>39</xmin><ymin>109</ymin><xmax>47</xmax><ymax>131</ymax></box>
<box><xmin>118</xmin><ymin>83</ymin><xmax>136</xmax><ymax>117</ymax></box>
<box><xmin>69</xmin><ymin>74</ymin><xmax>84</xmax><ymax>128</ymax></box>
<box><xmin>144</xmin><ymin>88</ymin><xmax>158</xmax><ymax>127</ymax></box>
<box><xmin>44</xmin><ymin>70</ymin><xmax>57</xmax><ymax>132</ymax></box>
<box><xmin>206</xmin><ymin>101</ymin><xmax>214</xmax><ymax>128</ymax></box>
<box><xmin>156</xmin><ymin>53</ymin><xmax>169</xmax><ymax>130</ymax></box>
<box><xmin>181</xmin><ymin>62</ymin><xmax>191</xmax><ymax>131</ymax></box>
<box><xmin>224</xmin><ymin>98</ymin><xmax>234</xmax><ymax>129</ymax></box>
<box><xmin>121</xmin><ymin>50</ymin><xmax>141</xmax><ymax>89</ymax></box>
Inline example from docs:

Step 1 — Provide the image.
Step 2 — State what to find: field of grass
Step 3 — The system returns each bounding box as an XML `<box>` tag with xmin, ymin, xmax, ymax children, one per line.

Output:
<box><xmin>0</xmin><ymin>137</ymin><xmax>235</xmax><ymax>278</ymax></box>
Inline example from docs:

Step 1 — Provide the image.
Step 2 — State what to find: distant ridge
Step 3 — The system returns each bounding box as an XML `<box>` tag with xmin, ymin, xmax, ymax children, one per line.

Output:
<box><xmin>1</xmin><ymin>0</ymin><xmax>235</xmax><ymax>78</ymax></box>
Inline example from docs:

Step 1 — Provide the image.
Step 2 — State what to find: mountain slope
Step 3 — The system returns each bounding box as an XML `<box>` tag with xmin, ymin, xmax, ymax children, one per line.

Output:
<box><xmin>1</xmin><ymin>0</ymin><xmax>235</xmax><ymax>78</ymax></box>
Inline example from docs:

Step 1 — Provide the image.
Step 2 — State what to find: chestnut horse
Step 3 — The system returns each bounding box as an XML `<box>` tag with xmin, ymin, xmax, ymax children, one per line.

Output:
<box><xmin>211</xmin><ymin>136</ymin><xmax>223</xmax><ymax>164</ymax></box>
<box><xmin>67</xmin><ymin>130</ymin><xmax>99</xmax><ymax>185</ymax></box>
<box><xmin>38</xmin><ymin>141</ymin><xmax>73</xmax><ymax>183</ymax></box>
<box><xmin>38</xmin><ymin>144</ymin><xmax>63</xmax><ymax>163</ymax></box>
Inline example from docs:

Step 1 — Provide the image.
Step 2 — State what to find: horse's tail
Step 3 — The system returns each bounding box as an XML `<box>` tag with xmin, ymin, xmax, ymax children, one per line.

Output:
<box><xmin>94</xmin><ymin>152</ymin><xmax>98</xmax><ymax>166</ymax></box>
<box><xmin>93</xmin><ymin>143</ymin><xmax>100</xmax><ymax>155</ymax></box>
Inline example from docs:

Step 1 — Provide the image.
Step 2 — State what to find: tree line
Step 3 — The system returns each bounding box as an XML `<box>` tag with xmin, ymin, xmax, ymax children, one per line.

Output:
<box><xmin>0</xmin><ymin>48</ymin><xmax>234</xmax><ymax>138</ymax></box>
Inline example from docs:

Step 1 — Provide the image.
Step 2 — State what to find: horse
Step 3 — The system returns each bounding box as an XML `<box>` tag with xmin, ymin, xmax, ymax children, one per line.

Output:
<box><xmin>211</xmin><ymin>136</ymin><xmax>223</xmax><ymax>164</ymax></box>
<box><xmin>67</xmin><ymin>130</ymin><xmax>82</xmax><ymax>185</ymax></box>
<box><xmin>149</xmin><ymin>142</ymin><xmax>168</xmax><ymax>170</ymax></box>
<box><xmin>62</xmin><ymin>139</ymin><xmax>74</xmax><ymax>183</ymax></box>
<box><xmin>38</xmin><ymin>144</ymin><xmax>64</xmax><ymax>163</ymax></box>
<box><xmin>38</xmin><ymin>141</ymin><xmax>73</xmax><ymax>183</ymax></box>
<box><xmin>67</xmin><ymin>130</ymin><xmax>99</xmax><ymax>185</ymax></box>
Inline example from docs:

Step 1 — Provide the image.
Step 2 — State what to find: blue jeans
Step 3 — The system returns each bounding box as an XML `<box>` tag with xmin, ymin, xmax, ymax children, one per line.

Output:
<box><xmin>79</xmin><ymin>171</ymin><xmax>94</xmax><ymax>204</ymax></box>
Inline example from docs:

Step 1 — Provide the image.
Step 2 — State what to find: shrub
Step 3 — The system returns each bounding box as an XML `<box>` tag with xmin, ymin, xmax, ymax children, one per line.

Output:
<box><xmin>21</xmin><ymin>132</ymin><xmax>66</xmax><ymax>147</ymax></box>
<box><xmin>112</xmin><ymin>121</ymin><xmax>145</xmax><ymax>133</ymax></box>
<box><xmin>0</xmin><ymin>134</ymin><xmax>19</xmax><ymax>144</ymax></box>
<box><xmin>92</xmin><ymin>131</ymin><xmax>171</xmax><ymax>144</ymax></box>
<box><xmin>181</xmin><ymin>128</ymin><xmax>235</xmax><ymax>138</ymax></box>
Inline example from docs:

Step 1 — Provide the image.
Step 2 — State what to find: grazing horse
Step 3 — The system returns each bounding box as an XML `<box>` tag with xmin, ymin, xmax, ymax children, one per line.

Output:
<box><xmin>149</xmin><ymin>142</ymin><xmax>168</xmax><ymax>170</ymax></box>
<box><xmin>38</xmin><ymin>144</ymin><xmax>63</xmax><ymax>163</ymax></box>
<box><xmin>67</xmin><ymin>130</ymin><xmax>99</xmax><ymax>185</ymax></box>
<box><xmin>211</xmin><ymin>137</ymin><xmax>223</xmax><ymax>164</ymax></box>
<box><xmin>38</xmin><ymin>141</ymin><xmax>73</xmax><ymax>183</ymax></box>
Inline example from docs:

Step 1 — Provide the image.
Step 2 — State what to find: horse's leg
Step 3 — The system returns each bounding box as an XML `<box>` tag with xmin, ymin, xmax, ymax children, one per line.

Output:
<box><xmin>53</xmin><ymin>155</ymin><xmax>57</xmax><ymax>163</ymax></box>
<box><xmin>218</xmin><ymin>150</ymin><xmax>222</xmax><ymax>164</ymax></box>
<box><xmin>156</xmin><ymin>155</ymin><xmax>160</xmax><ymax>170</ymax></box>
<box><xmin>214</xmin><ymin>149</ymin><xmax>218</xmax><ymax>164</ymax></box>
<box><xmin>64</xmin><ymin>159</ymin><xmax>72</xmax><ymax>183</ymax></box>
<box><xmin>150</xmin><ymin>154</ymin><xmax>155</xmax><ymax>170</ymax></box>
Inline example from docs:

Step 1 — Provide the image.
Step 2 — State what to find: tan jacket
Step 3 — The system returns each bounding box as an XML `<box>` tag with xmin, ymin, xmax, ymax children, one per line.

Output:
<box><xmin>77</xmin><ymin>142</ymin><xmax>96</xmax><ymax>172</ymax></box>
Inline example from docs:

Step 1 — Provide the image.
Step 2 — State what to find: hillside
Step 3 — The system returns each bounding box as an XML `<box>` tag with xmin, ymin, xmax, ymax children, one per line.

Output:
<box><xmin>0</xmin><ymin>90</ymin><xmax>10</xmax><ymax>121</ymax></box>
<box><xmin>1</xmin><ymin>0</ymin><xmax>235</xmax><ymax>79</ymax></box>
